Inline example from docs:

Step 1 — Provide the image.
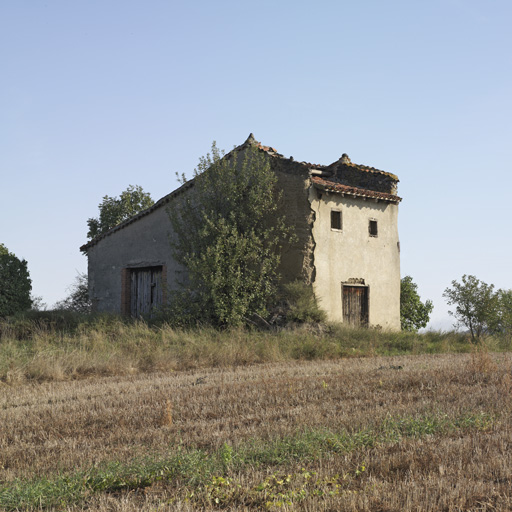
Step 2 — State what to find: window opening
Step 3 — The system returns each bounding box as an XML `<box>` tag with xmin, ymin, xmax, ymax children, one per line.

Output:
<box><xmin>331</xmin><ymin>210</ymin><xmax>342</xmax><ymax>231</ymax></box>
<box><xmin>369</xmin><ymin>219</ymin><xmax>378</xmax><ymax>237</ymax></box>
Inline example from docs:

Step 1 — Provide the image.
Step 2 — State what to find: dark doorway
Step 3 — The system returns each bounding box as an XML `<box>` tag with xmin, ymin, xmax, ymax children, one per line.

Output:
<box><xmin>130</xmin><ymin>266</ymin><xmax>163</xmax><ymax>318</ymax></box>
<box><xmin>342</xmin><ymin>285</ymin><xmax>369</xmax><ymax>327</ymax></box>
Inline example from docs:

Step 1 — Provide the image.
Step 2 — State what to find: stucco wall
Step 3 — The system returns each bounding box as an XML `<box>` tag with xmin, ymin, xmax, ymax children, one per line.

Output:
<box><xmin>87</xmin><ymin>204</ymin><xmax>184</xmax><ymax>313</ymax></box>
<box><xmin>309</xmin><ymin>186</ymin><xmax>400</xmax><ymax>330</ymax></box>
<box><xmin>270</xmin><ymin>159</ymin><xmax>315</xmax><ymax>284</ymax></box>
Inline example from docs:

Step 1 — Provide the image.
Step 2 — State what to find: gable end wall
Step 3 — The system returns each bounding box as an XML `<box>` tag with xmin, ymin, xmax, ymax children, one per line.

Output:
<box><xmin>87</xmin><ymin>204</ymin><xmax>185</xmax><ymax>313</ymax></box>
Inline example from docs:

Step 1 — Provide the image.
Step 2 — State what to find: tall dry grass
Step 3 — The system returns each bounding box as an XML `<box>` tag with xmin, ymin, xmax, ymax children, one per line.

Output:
<box><xmin>0</xmin><ymin>311</ymin><xmax>491</xmax><ymax>384</ymax></box>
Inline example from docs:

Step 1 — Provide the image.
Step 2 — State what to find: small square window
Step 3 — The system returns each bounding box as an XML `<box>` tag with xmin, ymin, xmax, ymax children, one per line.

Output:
<box><xmin>331</xmin><ymin>210</ymin><xmax>342</xmax><ymax>230</ymax></box>
<box><xmin>369</xmin><ymin>220</ymin><xmax>378</xmax><ymax>237</ymax></box>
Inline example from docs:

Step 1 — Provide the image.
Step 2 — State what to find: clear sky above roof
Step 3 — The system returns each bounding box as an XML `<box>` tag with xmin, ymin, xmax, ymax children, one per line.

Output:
<box><xmin>1</xmin><ymin>0</ymin><xmax>511</xmax><ymax>328</ymax></box>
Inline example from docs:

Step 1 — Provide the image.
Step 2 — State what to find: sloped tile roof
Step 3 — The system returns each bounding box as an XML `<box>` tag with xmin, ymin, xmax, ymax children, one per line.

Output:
<box><xmin>242</xmin><ymin>133</ymin><xmax>324</xmax><ymax>169</ymax></box>
<box><xmin>311</xmin><ymin>176</ymin><xmax>401</xmax><ymax>204</ymax></box>
<box><xmin>245</xmin><ymin>134</ymin><xmax>398</xmax><ymax>181</ymax></box>
<box><xmin>81</xmin><ymin>134</ymin><xmax>401</xmax><ymax>252</ymax></box>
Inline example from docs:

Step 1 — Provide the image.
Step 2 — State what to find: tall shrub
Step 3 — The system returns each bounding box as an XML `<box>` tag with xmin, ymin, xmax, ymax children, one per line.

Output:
<box><xmin>168</xmin><ymin>143</ymin><xmax>295</xmax><ymax>326</ymax></box>
<box><xmin>54</xmin><ymin>272</ymin><xmax>92</xmax><ymax>313</ymax></box>
<box><xmin>400</xmin><ymin>276</ymin><xmax>433</xmax><ymax>331</ymax></box>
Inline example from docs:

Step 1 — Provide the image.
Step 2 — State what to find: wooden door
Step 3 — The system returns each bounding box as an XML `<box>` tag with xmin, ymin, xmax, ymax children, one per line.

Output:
<box><xmin>342</xmin><ymin>285</ymin><xmax>369</xmax><ymax>327</ymax></box>
<box><xmin>130</xmin><ymin>267</ymin><xmax>163</xmax><ymax>318</ymax></box>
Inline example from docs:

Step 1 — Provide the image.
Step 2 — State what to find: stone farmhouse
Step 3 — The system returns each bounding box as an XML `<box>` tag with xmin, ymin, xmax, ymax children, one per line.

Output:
<box><xmin>80</xmin><ymin>134</ymin><xmax>402</xmax><ymax>329</ymax></box>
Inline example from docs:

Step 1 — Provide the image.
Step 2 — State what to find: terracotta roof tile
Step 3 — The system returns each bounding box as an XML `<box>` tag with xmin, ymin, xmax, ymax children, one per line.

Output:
<box><xmin>311</xmin><ymin>176</ymin><xmax>401</xmax><ymax>204</ymax></box>
<box><xmin>246</xmin><ymin>135</ymin><xmax>397</xmax><ymax>179</ymax></box>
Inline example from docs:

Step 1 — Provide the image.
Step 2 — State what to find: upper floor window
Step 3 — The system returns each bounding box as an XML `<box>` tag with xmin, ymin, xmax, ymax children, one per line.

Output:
<box><xmin>331</xmin><ymin>210</ymin><xmax>342</xmax><ymax>231</ymax></box>
<box><xmin>369</xmin><ymin>219</ymin><xmax>378</xmax><ymax>237</ymax></box>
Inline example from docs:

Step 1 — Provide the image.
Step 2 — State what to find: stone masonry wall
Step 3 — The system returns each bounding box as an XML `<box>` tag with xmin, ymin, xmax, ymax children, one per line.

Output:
<box><xmin>268</xmin><ymin>157</ymin><xmax>316</xmax><ymax>285</ymax></box>
<box><xmin>335</xmin><ymin>165</ymin><xmax>398</xmax><ymax>194</ymax></box>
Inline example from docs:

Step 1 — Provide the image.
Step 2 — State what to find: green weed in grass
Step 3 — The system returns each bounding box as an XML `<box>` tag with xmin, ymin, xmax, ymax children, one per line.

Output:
<box><xmin>0</xmin><ymin>410</ymin><xmax>496</xmax><ymax>511</ymax></box>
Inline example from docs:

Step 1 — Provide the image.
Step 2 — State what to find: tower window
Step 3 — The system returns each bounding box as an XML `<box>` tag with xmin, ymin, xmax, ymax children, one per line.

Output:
<box><xmin>331</xmin><ymin>210</ymin><xmax>342</xmax><ymax>231</ymax></box>
<box><xmin>369</xmin><ymin>219</ymin><xmax>378</xmax><ymax>237</ymax></box>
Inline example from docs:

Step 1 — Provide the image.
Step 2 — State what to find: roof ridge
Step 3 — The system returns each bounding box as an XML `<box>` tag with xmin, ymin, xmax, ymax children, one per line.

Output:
<box><xmin>81</xmin><ymin>136</ymin><xmax>400</xmax><ymax>252</ymax></box>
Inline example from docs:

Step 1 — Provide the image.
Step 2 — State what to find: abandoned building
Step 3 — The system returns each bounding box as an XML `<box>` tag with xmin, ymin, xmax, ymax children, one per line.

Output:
<box><xmin>80</xmin><ymin>134</ymin><xmax>402</xmax><ymax>329</ymax></box>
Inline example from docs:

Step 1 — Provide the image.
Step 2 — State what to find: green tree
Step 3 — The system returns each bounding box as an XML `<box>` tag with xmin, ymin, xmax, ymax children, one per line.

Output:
<box><xmin>400</xmin><ymin>276</ymin><xmax>433</xmax><ymax>331</ymax></box>
<box><xmin>492</xmin><ymin>289</ymin><xmax>512</xmax><ymax>340</ymax></box>
<box><xmin>168</xmin><ymin>143</ymin><xmax>295</xmax><ymax>326</ymax></box>
<box><xmin>0</xmin><ymin>244</ymin><xmax>32</xmax><ymax>317</ymax></box>
<box><xmin>54</xmin><ymin>272</ymin><xmax>91</xmax><ymax>313</ymax></box>
<box><xmin>87</xmin><ymin>184</ymin><xmax>154</xmax><ymax>240</ymax></box>
<box><xmin>443</xmin><ymin>274</ymin><xmax>499</xmax><ymax>341</ymax></box>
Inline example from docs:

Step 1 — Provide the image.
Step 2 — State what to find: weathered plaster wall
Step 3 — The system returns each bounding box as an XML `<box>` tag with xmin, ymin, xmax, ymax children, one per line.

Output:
<box><xmin>86</xmin><ymin>145</ymin><xmax>400</xmax><ymax>327</ymax></box>
<box><xmin>270</xmin><ymin>158</ymin><xmax>315</xmax><ymax>284</ymax></box>
<box><xmin>310</xmin><ymin>187</ymin><xmax>400</xmax><ymax>330</ymax></box>
<box><xmin>87</xmin><ymin>205</ymin><xmax>184</xmax><ymax>313</ymax></box>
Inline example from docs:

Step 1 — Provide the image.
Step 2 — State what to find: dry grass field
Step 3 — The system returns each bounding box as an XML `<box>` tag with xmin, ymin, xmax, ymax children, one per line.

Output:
<box><xmin>2</xmin><ymin>347</ymin><xmax>512</xmax><ymax>511</ymax></box>
<box><xmin>0</xmin><ymin>315</ymin><xmax>485</xmax><ymax>385</ymax></box>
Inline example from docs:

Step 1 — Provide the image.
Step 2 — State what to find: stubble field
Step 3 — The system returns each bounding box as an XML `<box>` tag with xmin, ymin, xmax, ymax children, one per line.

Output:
<box><xmin>2</xmin><ymin>348</ymin><xmax>512</xmax><ymax>511</ymax></box>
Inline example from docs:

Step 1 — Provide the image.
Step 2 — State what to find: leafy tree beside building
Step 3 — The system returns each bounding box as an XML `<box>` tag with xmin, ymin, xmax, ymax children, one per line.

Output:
<box><xmin>87</xmin><ymin>184</ymin><xmax>154</xmax><ymax>240</ymax></box>
<box><xmin>168</xmin><ymin>143</ymin><xmax>296</xmax><ymax>326</ymax></box>
<box><xmin>0</xmin><ymin>244</ymin><xmax>32</xmax><ymax>317</ymax></box>
<box><xmin>400</xmin><ymin>276</ymin><xmax>433</xmax><ymax>331</ymax></box>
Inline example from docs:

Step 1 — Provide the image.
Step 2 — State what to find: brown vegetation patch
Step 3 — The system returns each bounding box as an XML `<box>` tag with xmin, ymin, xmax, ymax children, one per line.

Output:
<box><xmin>2</xmin><ymin>352</ymin><xmax>512</xmax><ymax>510</ymax></box>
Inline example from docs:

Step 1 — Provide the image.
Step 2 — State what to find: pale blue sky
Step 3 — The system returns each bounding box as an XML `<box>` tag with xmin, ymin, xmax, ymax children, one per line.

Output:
<box><xmin>1</xmin><ymin>1</ymin><xmax>511</xmax><ymax>328</ymax></box>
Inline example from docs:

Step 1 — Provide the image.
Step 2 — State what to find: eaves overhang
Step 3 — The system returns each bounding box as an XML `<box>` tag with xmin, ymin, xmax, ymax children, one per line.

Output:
<box><xmin>311</xmin><ymin>176</ymin><xmax>402</xmax><ymax>204</ymax></box>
